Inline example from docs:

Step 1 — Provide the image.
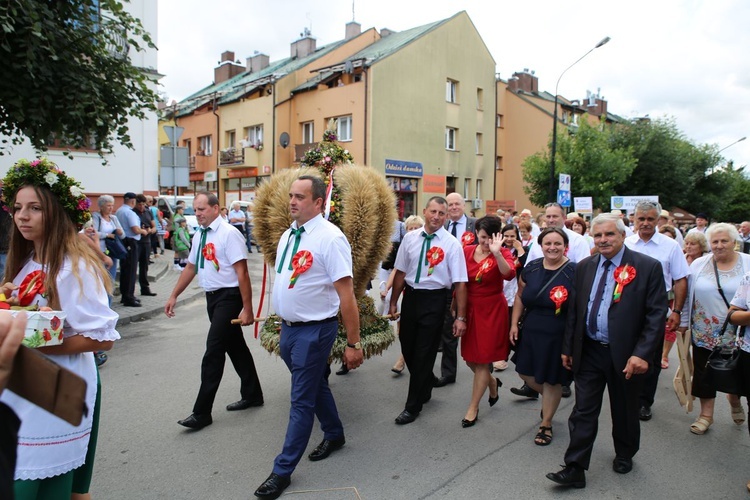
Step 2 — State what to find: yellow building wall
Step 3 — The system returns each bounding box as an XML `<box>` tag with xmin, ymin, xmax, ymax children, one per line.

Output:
<box><xmin>220</xmin><ymin>94</ymin><xmax>273</xmax><ymax>168</ymax></box>
<box><xmin>368</xmin><ymin>12</ymin><xmax>496</xmax><ymax>216</ymax></box>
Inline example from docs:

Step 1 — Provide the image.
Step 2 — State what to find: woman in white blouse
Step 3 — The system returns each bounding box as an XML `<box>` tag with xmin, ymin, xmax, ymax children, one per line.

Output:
<box><xmin>0</xmin><ymin>158</ymin><xmax>119</xmax><ymax>499</ymax></box>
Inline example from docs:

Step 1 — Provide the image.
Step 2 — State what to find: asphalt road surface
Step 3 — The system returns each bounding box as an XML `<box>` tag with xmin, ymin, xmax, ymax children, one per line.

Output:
<box><xmin>92</xmin><ymin>297</ymin><xmax>750</xmax><ymax>499</ymax></box>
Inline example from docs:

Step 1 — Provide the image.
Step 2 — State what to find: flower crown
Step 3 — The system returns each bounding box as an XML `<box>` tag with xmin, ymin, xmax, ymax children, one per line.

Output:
<box><xmin>2</xmin><ymin>158</ymin><xmax>92</xmax><ymax>229</ymax></box>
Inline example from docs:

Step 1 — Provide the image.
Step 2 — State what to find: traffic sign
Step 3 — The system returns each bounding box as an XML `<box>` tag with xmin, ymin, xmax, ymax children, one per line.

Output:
<box><xmin>557</xmin><ymin>189</ymin><xmax>571</xmax><ymax>207</ymax></box>
<box><xmin>559</xmin><ymin>174</ymin><xmax>571</xmax><ymax>191</ymax></box>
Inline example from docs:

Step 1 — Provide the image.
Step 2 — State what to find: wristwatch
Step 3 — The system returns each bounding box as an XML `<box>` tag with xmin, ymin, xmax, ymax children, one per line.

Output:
<box><xmin>347</xmin><ymin>341</ymin><xmax>362</xmax><ymax>350</ymax></box>
<box><xmin>673</xmin><ymin>309</ymin><xmax>682</xmax><ymax>315</ymax></box>
<box><xmin>455</xmin><ymin>316</ymin><xmax>467</xmax><ymax>322</ymax></box>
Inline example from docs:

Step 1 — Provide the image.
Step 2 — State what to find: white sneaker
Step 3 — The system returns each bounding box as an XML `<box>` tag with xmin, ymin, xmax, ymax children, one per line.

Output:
<box><xmin>173</xmin><ymin>264</ymin><xmax>182</xmax><ymax>271</ymax></box>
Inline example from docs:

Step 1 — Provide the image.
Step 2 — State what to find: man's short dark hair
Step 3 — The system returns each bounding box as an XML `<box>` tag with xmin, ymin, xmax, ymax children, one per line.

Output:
<box><xmin>298</xmin><ymin>175</ymin><xmax>326</xmax><ymax>202</ymax></box>
<box><xmin>426</xmin><ymin>196</ymin><xmax>447</xmax><ymax>208</ymax></box>
<box><xmin>135</xmin><ymin>194</ymin><xmax>148</xmax><ymax>203</ymax></box>
<box><xmin>196</xmin><ymin>191</ymin><xmax>219</xmax><ymax>207</ymax></box>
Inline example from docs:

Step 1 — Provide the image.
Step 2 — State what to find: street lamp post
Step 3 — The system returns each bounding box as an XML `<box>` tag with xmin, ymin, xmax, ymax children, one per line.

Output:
<box><xmin>548</xmin><ymin>36</ymin><xmax>611</xmax><ymax>203</ymax></box>
<box><xmin>718</xmin><ymin>136</ymin><xmax>746</xmax><ymax>154</ymax></box>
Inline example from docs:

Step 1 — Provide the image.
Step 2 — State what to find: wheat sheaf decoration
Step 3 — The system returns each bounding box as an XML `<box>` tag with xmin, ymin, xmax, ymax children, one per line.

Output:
<box><xmin>255</xmin><ymin>121</ymin><xmax>397</xmax><ymax>361</ymax></box>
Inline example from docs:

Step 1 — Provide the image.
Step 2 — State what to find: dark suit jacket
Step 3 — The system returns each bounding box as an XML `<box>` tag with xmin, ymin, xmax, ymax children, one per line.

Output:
<box><xmin>444</xmin><ymin>216</ymin><xmax>476</xmax><ymax>237</ymax></box>
<box><xmin>563</xmin><ymin>246</ymin><xmax>667</xmax><ymax>373</ymax></box>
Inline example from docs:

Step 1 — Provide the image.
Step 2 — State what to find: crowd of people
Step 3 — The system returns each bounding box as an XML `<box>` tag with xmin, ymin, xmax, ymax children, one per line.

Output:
<box><xmin>4</xmin><ymin>158</ymin><xmax>750</xmax><ymax>498</ymax></box>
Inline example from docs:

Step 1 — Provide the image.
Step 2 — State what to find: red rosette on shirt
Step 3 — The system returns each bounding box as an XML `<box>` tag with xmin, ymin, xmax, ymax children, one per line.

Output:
<box><xmin>475</xmin><ymin>258</ymin><xmax>493</xmax><ymax>283</ymax></box>
<box><xmin>549</xmin><ymin>285</ymin><xmax>568</xmax><ymax>315</ymax></box>
<box><xmin>612</xmin><ymin>264</ymin><xmax>636</xmax><ymax>303</ymax></box>
<box><xmin>18</xmin><ymin>270</ymin><xmax>46</xmax><ymax>306</ymax></box>
<box><xmin>289</xmin><ymin>250</ymin><xmax>313</xmax><ymax>288</ymax></box>
<box><xmin>202</xmin><ymin>243</ymin><xmax>220</xmax><ymax>271</ymax></box>
<box><xmin>461</xmin><ymin>231</ymin><xmax>476</xmax><ymax>247</ymax></box>
<box><xmin>426</xmin><ymin>247</ymin><xmax>444</xmax><ymax>276</ymax></box>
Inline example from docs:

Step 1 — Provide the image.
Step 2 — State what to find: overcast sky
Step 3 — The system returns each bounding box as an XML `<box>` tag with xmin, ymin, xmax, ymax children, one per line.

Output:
<box><xmin>157</xmin><ymin>0</ymin><xmax>750</xmax><ymax>169</ymax></box>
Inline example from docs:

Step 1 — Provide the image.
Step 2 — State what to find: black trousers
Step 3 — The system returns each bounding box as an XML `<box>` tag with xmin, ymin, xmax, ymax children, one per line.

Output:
<box><xmin>399</xmin><ymin>286</ymin><xmax>448</xmax><ymax>414</ymax></box>
<box><xmin>119</xmin><ymin>237</ymin><xmax>139</xmax><ymax>301</ymax></box>
<box><xmin>564</xmin><ymin>339</ymin><xmax>645</xmax><ymax>470</ymax></box>
<box><xmin>639</xmin><ymin>333</ymin><xmax>665</xmax><ymax>407</ymax></box>
<box><xmin>438</xmin><ymin>288</ymin><xmax>458</xmax><ymax>380</ymax></box>
<box><xmin>137</xmin><ymin>239</ymin><xmax>151</xmax><ymax>293</ymax></box>
<box><xmin>193</xmin><ymin>287</ymin><xmax>263</xmax><ymax>415</ymax></box>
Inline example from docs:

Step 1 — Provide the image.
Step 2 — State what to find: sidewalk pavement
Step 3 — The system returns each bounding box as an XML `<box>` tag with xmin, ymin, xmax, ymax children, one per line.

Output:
<box><xmin>111</xmin><ymin>248</ymin><xmax>269</xmax><ymax>327</ymax></box>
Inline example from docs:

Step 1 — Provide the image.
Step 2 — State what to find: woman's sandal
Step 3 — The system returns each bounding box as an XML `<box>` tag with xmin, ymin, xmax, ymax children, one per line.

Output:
<box><xmin>690</xmin><ymin>416</ymin><xmax>713</xmax><ymax>435</ymax></box>
<box><xmin>731</xmin><ymin>404</ymin><xmax>746</xmax><ymax>425</ymax></box>
<box><xmin>534</xmin><ymin>426</ymin><xmax>553</xmax><ymax>446</ymax></box>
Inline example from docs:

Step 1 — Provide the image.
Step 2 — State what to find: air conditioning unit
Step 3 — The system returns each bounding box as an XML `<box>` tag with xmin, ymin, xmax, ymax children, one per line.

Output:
<box><xmin>472</xmin><ymin>199</ymin><xmax>483</xmax><ymax>209</ymax></box>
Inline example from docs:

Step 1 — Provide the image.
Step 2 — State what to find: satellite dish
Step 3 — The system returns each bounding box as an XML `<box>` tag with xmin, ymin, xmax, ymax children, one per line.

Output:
<box><xmin>279</xmin><ymin>132</ymin><xmax>290</xmax><ymax>148</ymax></box>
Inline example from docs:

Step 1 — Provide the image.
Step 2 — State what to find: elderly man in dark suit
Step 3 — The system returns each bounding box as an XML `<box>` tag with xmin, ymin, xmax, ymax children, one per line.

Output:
<box><xmin>547</xmin><ymin>213</ymin><xmax>667</xmax><ymax>488</ymax></box>
<box><xmin>433</xmin><ymin>192</ymin><xmax>476</xmax><ymax>387</ymax></box>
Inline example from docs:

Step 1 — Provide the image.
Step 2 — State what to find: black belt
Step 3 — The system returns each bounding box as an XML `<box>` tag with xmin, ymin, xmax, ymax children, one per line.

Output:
<box><xmin>282</xmin><ymin>316</ymin><xmax>337</xmax><ymax>327</ymax></box>
<box><xmin>585</xmin><ymin>336</ymin><xmax>609</xmax><ymax>347</ymax></box>
<box><xmin>405</xmin><ymin>285</ymin><xmax>450</xmax><ymax>295</ymax></box>
<box><xmin>205</xmin><ymin>286</ymin><xmax>239</xmax><ymax>295</ymax></box>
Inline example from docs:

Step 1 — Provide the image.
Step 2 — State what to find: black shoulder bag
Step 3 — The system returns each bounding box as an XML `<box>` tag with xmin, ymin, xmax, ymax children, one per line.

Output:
<box><xmin>517</xmin><ymin>261</ymin><xmax>569</xmax><ymax>330</ymax></box>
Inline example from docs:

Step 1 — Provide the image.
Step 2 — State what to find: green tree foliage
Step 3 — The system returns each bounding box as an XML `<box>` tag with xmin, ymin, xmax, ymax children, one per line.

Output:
<box><xmin>693</xmin><ymin>163</ymin><xmax>750</xmax><ymax>223</ymax></box>
<box><xmin>522</xmin><ymin>117</ymin><xmax>636</xmax><ymax>210</ymax></box>
<box><xmin>0</xmin><ymin>0</ymin><xmax>159</xmax><ymax>158</ymax></box>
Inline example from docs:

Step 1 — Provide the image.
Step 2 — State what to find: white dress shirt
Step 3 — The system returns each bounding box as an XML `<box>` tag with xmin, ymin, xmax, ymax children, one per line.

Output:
<box><xmin>187</xmin><ymin>217</ymin><xmax>247</xmax><ymax>292</ymax></box>
<box><xmin>525</xmin><ymin>227</ymin><xmax>591</xmax><ymax>264</ymax></box>
<box><xmin>394</xmin><ymin>225</ymin><xmax>468</xmax><ymax>289</ymax></box>
<box><xmin>445</xmin><ymin>215</ymin><xmax>467</xmax><ymax>239</ymax></box>
<box><xmin>625</xmin><ymin>231</ymin><xmax>690</xmax><ymax>291</ymax></box>
<box><xmin>272</xmin><ymin>214</ymin><xmax>353</xmax><ymax>322</ymax></box>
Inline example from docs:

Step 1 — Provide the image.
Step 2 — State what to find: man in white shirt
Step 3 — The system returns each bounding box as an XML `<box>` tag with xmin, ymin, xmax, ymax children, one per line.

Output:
<box><xmin>657</xmin><ymin>209</ymin><xmax>684</xmax><ymax>247</ymax></box>
<box><xmin>254</xmin><ymin>176</ymin><xmax>363</xmax><ymax>499</ymax></box>
<box><xmin>625</xmin><ymin>200</ymin><xmax>689</xmax><ymax>422</ymax></box>
<box><xmin>688</xmin><ymin>213</ymin><xmax>709</xmax><ymax>235</ymax></box>
<box><xmin>165</xmin><ymin>191</ymin><xmax>263</xmax><ymax>431</ymax></box>
<box><xmin>737</xmin><ymin>221</ymin><xmax>750</xmax><ymax>254</ymax></box>
<box><xmin>520</xmin><ymin>209</ymin><xmax>541</xmax><ymax>238</ymax></box>
<box><xmin>389</xmin><ymin>196</ymin><xmax>468</xmax><ymax>424</ymax></box>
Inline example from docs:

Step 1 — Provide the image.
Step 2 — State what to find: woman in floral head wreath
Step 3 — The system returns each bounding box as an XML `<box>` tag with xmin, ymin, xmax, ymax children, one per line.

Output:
<box><xmin>0</xmin><ymin>158</ymin><xmax>119</xmax><ymax>499</ymax></box>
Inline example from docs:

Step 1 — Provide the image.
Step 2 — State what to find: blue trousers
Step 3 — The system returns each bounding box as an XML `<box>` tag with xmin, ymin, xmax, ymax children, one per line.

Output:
<box><xmin>273</xmin><ymin>321</ymin><xmax>343</xmax><ymax>477</ymax></box>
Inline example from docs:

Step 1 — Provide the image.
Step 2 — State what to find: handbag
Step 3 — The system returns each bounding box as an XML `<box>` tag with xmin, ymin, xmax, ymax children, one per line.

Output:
<box><xmin>704</xmin><ymin>310</ymin><xmax>744</xmax><ymax>394</ymax></box>
<box><xmin>105</xmin><ymin>233</ymin><xmax>128</xmax><ymax>260</ymax></box>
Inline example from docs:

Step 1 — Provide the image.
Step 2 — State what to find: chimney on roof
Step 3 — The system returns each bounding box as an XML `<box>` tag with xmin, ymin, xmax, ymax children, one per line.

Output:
<box><xmin>291</xmin><ymin>29</ymin><xmax>317</xmax><ymax>58</ymax></box>
<box><xmin>345</xmin><ymin>21</ymin><xmax>361</xmax><ymax>40</ymax></box>
<box><xmin>246</xmin><ymin>52</ymin><xmax>270</xmax><ymax>74</ymax></box>
<box><xmin>511</xmin><ymin>70</ymin><xmax>538</xmax><ymax>93</ymax></box>
<box><xmin>583</xmin><ymin>89</ymin><xmax>608</xmax><ymax>117</ymax></box>
<box><xmin>380</xmin><ymin>27</ymin><xmax>396</xmax><ymax>37</ymax></box>
<box><xmin>214</xmin><ymin>50</ymin><xmax>244</xmax><ymax>84</ymax></box>
<box><xmin>507</xmin><ymin>76</ymin><xmax>519</xmax><ymax>92</ymax></box>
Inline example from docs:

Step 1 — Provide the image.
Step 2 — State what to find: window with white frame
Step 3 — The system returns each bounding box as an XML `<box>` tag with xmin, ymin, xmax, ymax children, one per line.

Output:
<box><xmin>198</xmin><ymin>135</ymin><xmax>212</xmax><ymax>155</ymax></box>
<box><xmin>475</xmin><ymin>179</ymin><xmax>482</xmax><ymax>199</ymax></box>
<box><xmin>445</xmin><ymin>127</ymin><xmax>457</xmax><ymax>150</ymax></box>
<box><xmin>496</xmin><ymin>156</ymin><xmax>503</xmax><ymax>171</ymax></box>
<box><xmin>463</xmin><ymin>178</ymin><xmax>470</xmax><ymax>200</ymax></box>
<box><xmin>496</xmin><ymin>114</ymin><xmax>504</xmax><ymax>128</ymax></box>
<box><xmin>336</xmin><ymin>115</ymin><xmax>352</xmax><ymax>142</ymax></box>
<box><xmin>446</xmin><ymin>79</ymin><xmax>458</xmax><ymax>103</ymax></box>
<box><xmin>226</xmin><ymin>130</ymin><xmax>236</xmax><ymax>148</ymax></box>
<box><xmin>302</xmin><ymin>121</ymin><xmax>314</xmax><ymax>144</ymax></box>
<box><xmin>476</xmin><ymin>88</ymin><xmax>483</xmax><ymax>109</ymax></box>
<box><xmin>244</xmin><ymin>125</ymin><xmax>263</xmax><ymax>147</ymax></box>
<box><xmin>475</xmin><ymin>133</ymin><xmax>483</xmax><ymax>155</ymax></box>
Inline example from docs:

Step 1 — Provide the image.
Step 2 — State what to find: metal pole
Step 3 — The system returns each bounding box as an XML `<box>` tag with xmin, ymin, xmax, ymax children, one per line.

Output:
<box><xmin>548</xmin><ymin>36</ymin><xmax>611</xmax><ymax>203</ymax></box>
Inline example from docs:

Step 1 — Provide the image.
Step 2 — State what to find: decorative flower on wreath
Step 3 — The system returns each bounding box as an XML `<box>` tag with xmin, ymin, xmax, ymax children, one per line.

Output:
<box><xmin>17</xmin><ymin>270</ymin><xmax>46</xmax><ymax>307</ymax></box>
<box><xmin>612</xmin><ymin>264</ymin><xmax>636</xmax><ymax>303</ymax></box>
<box><xmin>461</xmin><ymin>231</ymin><xmax>476</xmax><ymax>247</ymax></box>
<box><xmin>1</xmin><ymin>158</ymin><xmax>91</xmax><ymax>229</ymax></box>
<box><xmin>549</xmin><ymin>285</ymin><xmax>568</xmax><ymax>315</ymax></box>
<box><xmin>426</xmin><ymin>246</ymin><xmax>444</xmax><ymax>276</ymax></box>
<box><xmin>202</xmin><ymin>243</ymin><xmax>220</xmax><ymax>271</ymax></box>
<box><xmin>475</xmin><ymin>258</ymin><xmax>493</xmax><ymax>283</ymax></box>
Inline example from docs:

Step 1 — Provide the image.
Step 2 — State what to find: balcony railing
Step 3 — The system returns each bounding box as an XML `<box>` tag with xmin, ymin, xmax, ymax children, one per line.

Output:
<box><xmin>219</xmin><ymin>148</ymin><xmax>245</xmax><ymax>166</ymax></box>
<box><xmin>101</xmin><ymin>16</ymin><xmax>130</xmax><ymax>60</ymax></box>
<box><xmin>295</xmin><ymin>142</ymin><xmax>319</xmax><ymax>162</ymax></box>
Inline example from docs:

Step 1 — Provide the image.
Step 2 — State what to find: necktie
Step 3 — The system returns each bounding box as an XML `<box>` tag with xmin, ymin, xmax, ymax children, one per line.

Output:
<box><xmin>196</xmin><ymin>227</ymin><xmax>212</xmax><ymax>270</ymax></box>
<box><xmin>415</xmin><ymin>231</ymin><xmax>436</xmax><ymax>284</ymax></box>
<box><xmin>451</xmin><ymin>221</ymin><xmax>458</xmax><ymax>238</ymax></box>
<box><xmin>277</xmin><ymin>226</ymin><xmax>305</xmax><ymax>273</ymax></box>
<box><xmin>588</xmin><ymin>259</ymin><xmax>612</xmax><ymax>337</ymax></box>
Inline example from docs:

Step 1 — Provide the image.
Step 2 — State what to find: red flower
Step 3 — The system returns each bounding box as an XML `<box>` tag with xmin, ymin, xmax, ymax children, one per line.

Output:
<box><xmin>50</xmin><ymin>316</ymin><xmax>61</xmax><ymax>331</ymax></box>
<box><xmin>42</xmin><ymin>328</ymin><xmax>51</xmax><ymax>342</ymax></box>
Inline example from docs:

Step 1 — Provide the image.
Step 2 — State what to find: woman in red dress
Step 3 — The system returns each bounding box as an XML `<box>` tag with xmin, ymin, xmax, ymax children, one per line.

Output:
<box><xmin>460</xmin><ymin>216</ymin><xmax>516</xmax><ymax>427</ymax></box>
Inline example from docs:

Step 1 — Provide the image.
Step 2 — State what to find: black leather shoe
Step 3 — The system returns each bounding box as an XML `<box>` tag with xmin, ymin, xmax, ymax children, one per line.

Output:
<box><xmin>254</xmin><ymin>473</ymin><xmax>291</xmax><ymax>499</ymax></box>
<box><xmin>510</xmin><ymin>383</ymin><xmax>539</xmax><ymax>399</ymax></box>
<box><xmin>141</xmin><ymin>290</ymin><xmax>157</xmax><ymax>296</ymax></box>
<box><xmin>639</xmin><ymin>405</ymin><xmax>652</xmax><ymax>421</ymax></box>
<box><xmin>308</xmin><ymin>437</ymin><xmax>345</xmax><ymax>461</ymax></box>
<box><xmin>488</xmin><ymin>377</ymin><xmax>502</xmax><ymax>407</ymax></box>
<box><xmin>395</xmin><ymin>409</ymin><xmax>418</xmax><ymax>425</ymax></box>
<box><xmin>434</xmin><ymin>376</ymin><xmax>455</xmax><ymax>388</ymax></box>
<box><xmin>121</xmin><ymin>299</ymin><xmax>142</xmax><ymax>307</ymax></box>
<box><xmin>561</xmin><ymin>384</ymin><xmax>572</xmax><ymax>398</ymax></box>
<box><xmin>177</xmin><ymin>413</ymin><xmax>212</xmax><ymax>430</ymax></box>
<box><xmin>612</xmin><ymin>456</ymin><xmax>633</xmax><ymax>474</ymax></box>
<box><xmin>226</xmin><ymin>399</ymin><xmax>264</xmax><ymax>411</ymax></box>
<box><xmin>336</xmin><ymin>365</ymin><xmax>349</xmax><ymax>375</ymax></box>
<box><xmin>546</xmin><ymin>464</ymin><xmax>586</xmax><ymax>488</ymax></box>
<box><xmin>461</xmin><ymin>410</ymin><xmax>478</xmax><ymax>428</ymax></box>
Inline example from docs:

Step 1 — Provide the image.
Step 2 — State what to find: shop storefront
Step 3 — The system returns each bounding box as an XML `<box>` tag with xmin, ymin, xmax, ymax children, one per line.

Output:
<box><xmin>385</xmin><ymin>159</ymin><xmax>423</xmax><ymax>220</ymax></box>
<box><xmin>180</xmin><ymin>171</ymin><xmax>218</xmax><ymax>196</ymax></box>
<box><xmin>221</xmin><ymin>167</ymin><xmax>259</xmax><ymax>206</ymax></box>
